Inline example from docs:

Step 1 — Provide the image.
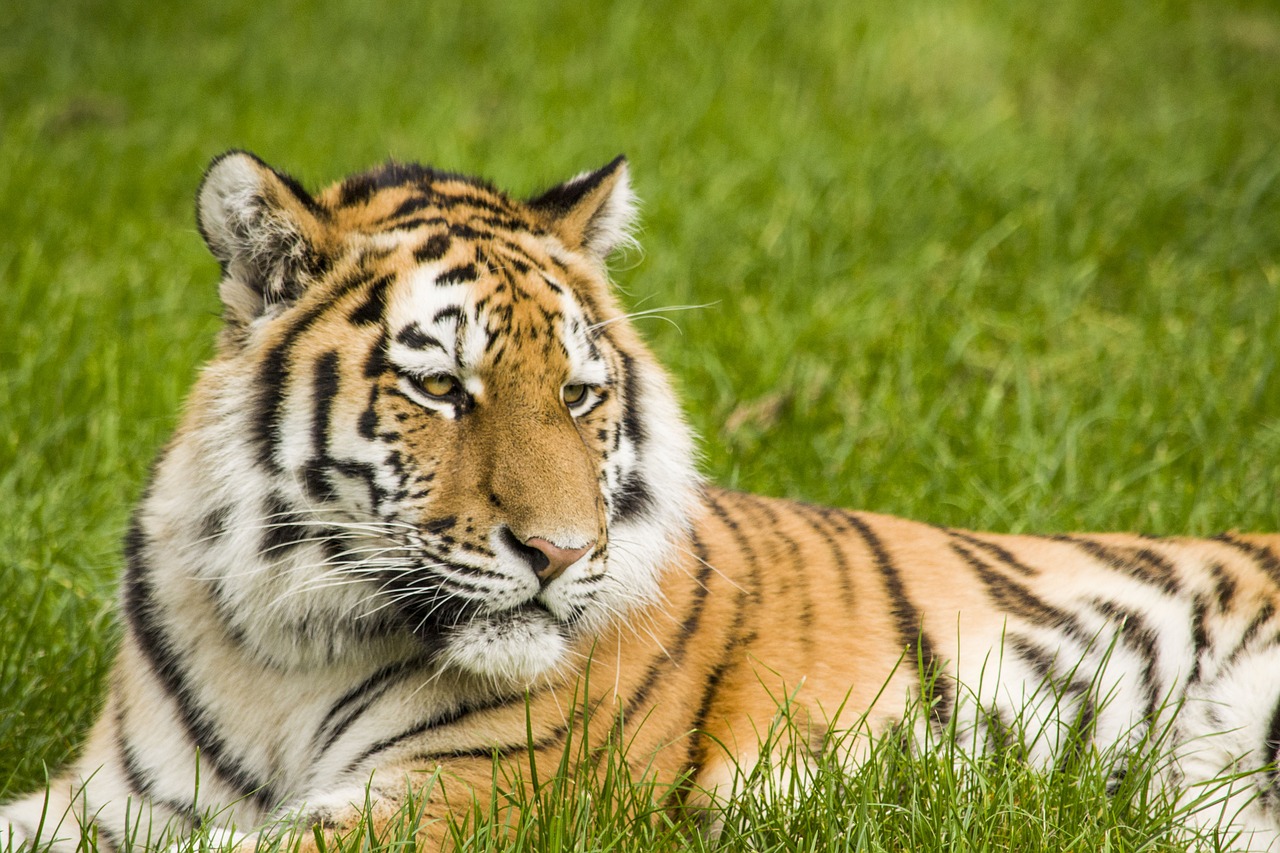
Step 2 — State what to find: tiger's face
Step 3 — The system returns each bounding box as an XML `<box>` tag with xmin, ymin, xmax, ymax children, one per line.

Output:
<box><xmin>182</xmin><ymin>152</ymin><xmax>697</xmax><ymax>686</ymax></box>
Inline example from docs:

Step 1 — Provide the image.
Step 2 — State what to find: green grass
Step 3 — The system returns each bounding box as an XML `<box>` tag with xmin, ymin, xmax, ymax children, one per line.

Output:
<box><xmin>3</xmin><ymin>0</ymin><xmax>1280</xmax><ymax>848</ymax></box>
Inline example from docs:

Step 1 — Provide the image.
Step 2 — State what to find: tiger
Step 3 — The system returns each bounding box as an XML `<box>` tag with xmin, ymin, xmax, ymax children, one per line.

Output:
<box><xmin>3</xmin><ymin>150</ymin><xmax>1280</xmax><ymax>852</ymax></box>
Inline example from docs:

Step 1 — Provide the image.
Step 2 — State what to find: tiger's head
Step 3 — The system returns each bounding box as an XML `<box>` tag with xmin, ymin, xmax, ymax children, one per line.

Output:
<box><xmin>148</xmin><ymin>152</ymin><xmax>698</xmax><ymax>687</ymax></box>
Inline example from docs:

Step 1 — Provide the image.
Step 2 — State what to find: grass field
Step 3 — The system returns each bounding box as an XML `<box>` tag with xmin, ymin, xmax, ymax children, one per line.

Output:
<box><xmin>3</xmin><ymin>0</ymin><xmax>1280</xmax><ymax>848</ymax></box>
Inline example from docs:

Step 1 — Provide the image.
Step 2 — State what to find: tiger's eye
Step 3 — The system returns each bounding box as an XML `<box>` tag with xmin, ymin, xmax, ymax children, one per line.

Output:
<box><xmin>563</xmin><ymin>383</ymin><xmax>588</xmax><ymax>406</ymax></box>
<box><xmin>418</xmin><ymin>375</ymin><xmax>458</xmax><ymax>398</ymax></box>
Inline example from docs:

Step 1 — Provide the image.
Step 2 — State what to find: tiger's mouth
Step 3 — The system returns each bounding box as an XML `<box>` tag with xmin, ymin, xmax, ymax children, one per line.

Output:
<box><xmin>475</xmin><ymin>589</ymin><xmax>588</xmax><ymax>633</ymax></box>
<box><xmin>435</xmin><ymin>597</ymin><xmax>574</xmax><ymax>686</ymax></box>
<box><xmin>377</xmin><ymin>560</ymin><xmax>597</xmax><ymax>686</ymax></box>
<box><xmin>382</xmin><ymin>555</ymin><xmax>587</xmax><ymax>647</ymax></box>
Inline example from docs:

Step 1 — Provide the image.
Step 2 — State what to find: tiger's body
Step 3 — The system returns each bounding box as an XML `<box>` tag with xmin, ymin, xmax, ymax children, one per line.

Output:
<box><xmin>4</xmin><ymin>152</ymin><xmax>1280</xmax><ymax>851</ymax></box>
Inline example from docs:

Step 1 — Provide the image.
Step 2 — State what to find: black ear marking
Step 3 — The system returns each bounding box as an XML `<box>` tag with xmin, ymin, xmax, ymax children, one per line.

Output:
<box><xmin>527</xmin><ymin>156</ymin><xmax>637</xmax><ymax>261</ymax></box>
<box><xmin>527</xmin><ymin>155</ymin><xmax>626</xmax><ymax>217</ymax></box>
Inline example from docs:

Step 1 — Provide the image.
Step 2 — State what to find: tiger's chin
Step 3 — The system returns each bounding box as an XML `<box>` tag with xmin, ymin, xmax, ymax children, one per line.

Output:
<box><xmin>439</xmin><ymin>604</ymin><xmax>571</xmax><ymax>688</ymax></box>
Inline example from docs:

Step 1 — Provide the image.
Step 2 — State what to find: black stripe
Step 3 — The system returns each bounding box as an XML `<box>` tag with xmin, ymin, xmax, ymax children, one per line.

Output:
<box><xmin>1008</xmin><ymin>633</ymin><xmax>1056</xmax><ymax>679</ymax></box>
<box><xmin>199</xmin><ymin>505</ymin><xmax>232</xmax><ymax>543</ymax></box>
<box><xmin>1207</xmin><ymin>561</ymin><xmax>1237</xmax><ymax>612</ymax></box>
<box><xmin>621</xmin><ymin>533</ymin><xmax>715</xmax><ymax>717</ymax></box>
<box><xmin>843</xmin><ymin>512</ymin><xmax>952</xmax><ymax>723</ymax></box>
<box><xmin>616</xmin><ymin>351</ymin><xmax>647</xmax><ymax>451</ymax></box>
<box><xmin>431</xmin><ymin>306</ymin><xmax>464</xmax><ymax>325</ymax></box>
<box><xmin>432</xmin><ymin>190</ymin><xmax>517</xmax><ymax>216</ymax></box>
<box><xmin>122</xmin><ymin>518</ymin><xmax>277</xmax><ymax>809</ymax></box>
<box><xmin>118</xmin><ymin>702</ymin><xmax>158</xmax><ymax>800</ymax></box>
<box><xmin>949</xmin><ymin>542</ymin><xmax>1094</xmax><ymax>646</ymax></box>
<box><xmin>316</xmin><ymin>658</ymin><xmax>427</xmax><ymax>757</ymax></box>
<box><xmin>843</xmin><ymin>512</ymin><xmax>923</xmax><ymax>648</ymax></box>
<box><xmin>413</xmin><ymin>233</ymin><xmax>451</xmax><ymax>263</ymax></box>
<box><xmin>671</xmin><ymin>550</ymin><xmax>716</xmax><ymax>662</ymax></box>
<box><xmin>302</xmin><ymin>461</ymin><xmax>338</xmax><ymax>503</ymax></box>
<box><xmin>251</xmin><ymin>267</ymin><xmax>372</xmax><ymax>472</ymax></box>
<box><xmin>678</xmin><ymin>496</ymin><xmax>768</xmax><ymax>773</ymax></box>
<box><xmin>435</xmin><ymin>264</ymin><xmax>478</xmax><ymax>287</ymax></box>
<box><xmin>259</xmin><ymin>491</ymin><xmax>309</xmax><ymax>558</ymax></box>
<box><xmin>1006</xmin><ymin>634</ymin><xmax>1098</xmax><ymax>755</ymax></box>
<box><xmin>468</xmin><ymin>213</ymin><xmax>532</xmax><ymax>234</ymax></box>
<box><xmin>1264</xmin><ymin>691</ymin><xmax>1280</xmax><ymax>782</ymax></box>
<box><xmin>447</xmin><ymin>222</ymin><xmax>486</xmax><ymax>240</ymax></box>
<box><xmin>420</xmin><ymin>726</ymin><xmax>568</xmax><ymax>762</ymax></box>
<box><xmin>363</xmin><ymin>330</ymin><xmax>388</xmax><ymax>380</ymax></box>
<box><xmin>358</xmin><ymin>339</ymin><xmax>387</xmax><ymax>441</ymax></box>
<box><xmin>395</xmin><ymin>323</ymin><xmax>443</xmax><ymax>351</ymax></box>
<box><xmin>792</xmin><ymin>502</ymin><xmax>856</xmax><ymax>612</ymax></box>
<box><xmin>340</xmin><ymin>692</ymin><xmax>530</xmax><ymax>774</ymax></box>
<box><xmin>705</xmin><ymin>491</ymin><xmax>765</xmax><ymax>606</ymax></box>
<box><xmin>1186</xmin><ymin>595</ymin><xmax>1208</xmax><ymax>690</ymax></box>
<box><xmin>482</xmin><ymin>327</ymin><xmax>503</xmax><ymax>357</ymax></box>
<box><xmin>252</xmin><ymin>344</ymin><xmax>292</xmax><ymax>472</ymax></box>
<box><xmin>1216</xmin><ymin>534</ymin><xmax>1280</xmax><ymax>586</ymax></box>
<box><xmin>611</xmin><ymin>471</ymin><xmax>653</xmax><ymax>523</ymax></box>
<box><xmin>385</xmin><ymin>216</ymin><xmax>449</xmax><ymax>233</ymax></box>
<box><xmin>303</xmin><ymin>349</ymin><xmax>391</xmax><ymax>512</ymax></box>
<box><xmin>337</xmin><ymin>162</ymin><xmax>481</xmax><ymax>207</ymax></box>
<box><xmin>116</xmin><ymin>697</ymin><xmax>201</xmax><ymax>828</ymax></box>
<box><xmin>424</xmin><ymin>516</ymin><xmax>457</xmax><ymax>534</ymax></box>
<box><xmin>347</xmin><ymin>275</ymin><xmax>392</xmax><ymax>326</ymax></box>
<box><xmin>92</xmin><ymin>819</ymin><xmax>122</xmax><ymax>853</ymax></box>
<box><xmin>342</xmin><ymin>715</ymin><xmax>448</xmax><ymax>775</ymax></box>
<box><xmin>948</xmin><ymin>530</ymin><xmax>1037</xmax><ymax>576</ymax></box>
<box><xmin>1091</xmin><ymin>598</ymin><xmax>1162</xmax><ymax>723</ymax></box>
<box><xmin>1056</xmin><ymin>535</ymin><xmax>1180</xmax><ymax>596</ymax></box>
<box><xmin>685</xmin><ymin>660</ymin><xmax>732</xmax><ymax>771</ymax></box>
<box><xmin>358</xmin><ymin>401</ymin><xmax>378</xmax><ymax>440</ymax></box>
<box><xmin>498</xmin><ymin>252</ymin><xmax>529</xmax><ymax>275</ymax></box>
<box><xmin>312</xmin><ymin>351</ymin><xmax>341</xmax><ymax>457</ymax></box>
<box><xmin>684</xmin><ymin>532</ymin><xmax>747</xmax><ymax>774</ymax></box>
<box><xmin>387</xmin><ymin>195</ymin><xmax>431</xmax><ymax>220</ymax></box>
<box><xmin>752</xmin><ymin>499</ymin><xmax>814</xmax><ymax>654</ymax></box>
<box><xmin>593</xmin><ymin>522</ymin><xmax>724</xmax><ymax>772</ymax></box>
<box><xmin>1226</xmin><ymin>601</ymin><xmax>1275</xmax><ymax>667</ymax></box>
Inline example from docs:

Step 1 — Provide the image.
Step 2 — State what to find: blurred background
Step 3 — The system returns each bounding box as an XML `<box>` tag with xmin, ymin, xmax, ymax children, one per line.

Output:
<box><xmin>2</xmin><ymin>0</ymin><xmax>1279</xmax><ymax>797</ymax></box>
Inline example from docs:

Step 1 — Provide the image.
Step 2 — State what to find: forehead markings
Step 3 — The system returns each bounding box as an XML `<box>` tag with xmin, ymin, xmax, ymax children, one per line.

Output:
<box><xmin>346</xmin><ymin>273</ymin><xmax>394</xmax><ymax>327</ymax></box>
<box><xmin>393</xmin><ymin>322</ymin><xmax>444</xmax><ymax>353</ymax></box>
<box><xmin>387</xmin><ymin>264</ymin><xmax>473</xmax><ymax>378</ymax></box>
<box><xmin>384</xmin><ymin>257</ymin><xmax>522</xmax><ymax>384</ymax></box>
<box><xmin>386</xmin><ymin>226</ymin><xmax>610</xmax><ymax>391</ymax></box>
<box><xmin>413</xmin><ymin>232</ymin><xmax>452</xmax><ymax>264</ymax></box>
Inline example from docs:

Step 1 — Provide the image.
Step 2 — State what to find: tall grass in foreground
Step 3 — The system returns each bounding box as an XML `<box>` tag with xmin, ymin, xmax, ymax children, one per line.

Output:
<box><xmin>4</xmin><ymin>0</ymin><xmax>1280</xmax><ymax>848</ymax></box>
<box><xmin>135</xmin><ymin>665</ymin><xmax>1244</xmax><ymax>853</ymax></box>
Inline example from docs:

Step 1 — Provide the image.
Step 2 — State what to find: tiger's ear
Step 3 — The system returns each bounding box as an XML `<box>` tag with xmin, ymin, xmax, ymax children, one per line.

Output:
<box><xmin>527</xmin><ymin>155</ymin><xmax>637</xmax><ymax>262</ymax></box>
<box><xmin>196</xmin><ymin>150</ymin><xmax>329</xmax><ymax>326</ymax></box>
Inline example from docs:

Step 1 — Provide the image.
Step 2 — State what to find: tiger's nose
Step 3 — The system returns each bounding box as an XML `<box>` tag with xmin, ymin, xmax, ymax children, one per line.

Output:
<box><xmin>524</xmin><ymin>537</ymin><xmax>593</xmax><ymax>584</ymax></box>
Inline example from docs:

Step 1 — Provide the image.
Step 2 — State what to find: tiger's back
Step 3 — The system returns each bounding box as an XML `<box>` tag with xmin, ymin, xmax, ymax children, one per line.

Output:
<box><xmin>2</xmin><ymin>153</ymin><xmax>1279</xmax><ymax>852</ymax></box>
<box><xmin>680</xmin><ymin>493</ymin><xmax>1280</xmax><ymax>818</ymax></box>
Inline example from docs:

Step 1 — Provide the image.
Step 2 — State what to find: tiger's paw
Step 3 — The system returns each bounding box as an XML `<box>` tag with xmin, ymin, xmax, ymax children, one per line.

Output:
<box><xmin>165</xmin><ymin>825</ymin><xmax>253</xmax><ymax>853</ymax></box>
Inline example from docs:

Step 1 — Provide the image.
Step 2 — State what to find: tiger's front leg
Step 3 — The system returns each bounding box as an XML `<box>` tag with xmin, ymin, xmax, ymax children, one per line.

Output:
<box><xmin>248</xmin><ymin>755</ymin><xmax>530</xmax><ymax>853</ymax></box>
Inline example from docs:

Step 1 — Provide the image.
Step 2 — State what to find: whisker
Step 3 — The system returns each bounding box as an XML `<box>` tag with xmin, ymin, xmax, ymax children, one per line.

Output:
<box><xmin>586</xmin><ymin>302</ymin><xmax>717</xmax><ymax>334</ymax></box>
<box><xmin>611</xmin><ymin>534</ymin><xmax>743</xmax><ymax>595</ymax></box>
